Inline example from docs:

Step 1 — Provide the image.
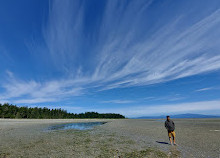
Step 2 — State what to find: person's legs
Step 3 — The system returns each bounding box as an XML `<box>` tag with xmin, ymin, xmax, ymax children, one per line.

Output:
<box><xmin>172</xmin><ymin>131</ymin><xmax>176</xmax><ymax>145</ymax></box>
<box><xmin>168</xmin><ymin>132</ymin><xmax>173</xmax><ymax>145</ymax></box>
<box><xmin>169</xmin><ymin>137</ymin><xmax>173</xmax><ymax>145</ymax></box>
<box><xmin>173</xmin><ymin>136</ymin><xmax>176</xmax><ymax>144</ymax></box>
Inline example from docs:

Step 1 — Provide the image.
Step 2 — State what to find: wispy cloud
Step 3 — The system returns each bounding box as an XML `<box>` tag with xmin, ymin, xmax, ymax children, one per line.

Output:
<box><xmin>142</xmin><ymin>94</ymin><xmax>185</xmax><ymax>102</ymax></box>
<box><xmin>1</xmin><ymin>1</ymin><xmax>220</xmax><ymax>104</ymax></box>
<box><xmin>0</xmin><ymin>71</ymin><xmax>85</xmax><ymax>104</ymax></box>
<box><xmin>42</xmin><ymin>0</ymin><xmax>85</xmax><ymax>73</ymax></box>
<box><xmin>100</xmin><ymin>100</ymin><xmax>134</xmax><ymax>104</ymax></box>
<box><xmin>87</xmin><ymin>7</ymin><xmax>220</xmax><ymax>89</ymax></box>
<box><xmin>0</xmin><ymin>100</ymin><xmax>10</xmax><ymax>104</ymax></box>
<box><xmin>90</xmin><ymin>100</ymin><xmax>220</xmax><ymax>117</ymax></box>
<box><xmin>143</xmin><ymin>97</ymin><xmax>156</xmax><ymax>100</ymax></box>
<box><xmin>41</xmin><ymin>0</ymin><xmax>220</xmax><ymax>89</ymax></box>
<box><xmin>195</xmin><ymin>87</ymin><xmax>214</xmax><ymax>92</ymax></box>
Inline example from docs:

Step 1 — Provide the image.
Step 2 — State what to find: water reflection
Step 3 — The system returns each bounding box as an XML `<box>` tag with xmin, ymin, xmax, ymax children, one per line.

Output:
<box><xmin>47</xmin><ymin>122</ymin><xmax>107</xmax><ymax>131</ymax></box>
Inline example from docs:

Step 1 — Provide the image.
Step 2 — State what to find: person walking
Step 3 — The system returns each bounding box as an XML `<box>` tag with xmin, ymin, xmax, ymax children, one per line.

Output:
<box><xmin>165</xmin><ymin>116</ymin><xmax>176</xmax><ymax>145</ymax></box>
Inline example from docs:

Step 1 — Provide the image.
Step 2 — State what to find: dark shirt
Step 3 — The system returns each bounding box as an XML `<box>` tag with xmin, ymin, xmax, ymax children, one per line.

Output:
<box><xmin>165</xmin><ymin>120</ymin><xmax>175</xmax><ymax>131</ymax></box>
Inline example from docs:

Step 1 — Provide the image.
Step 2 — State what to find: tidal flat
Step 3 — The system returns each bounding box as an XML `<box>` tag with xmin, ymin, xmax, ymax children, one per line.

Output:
<box><xmin>0</xmin><ymin>119</ymin><xmax>219</xmax><ymax>158</ymax></box>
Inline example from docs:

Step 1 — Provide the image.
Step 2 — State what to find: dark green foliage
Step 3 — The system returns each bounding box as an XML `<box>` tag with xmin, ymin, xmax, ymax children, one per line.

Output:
<box><xmin>0</xmin><ymin>103</ymin><xmax>125</xmax><ymax>119</ymax></box>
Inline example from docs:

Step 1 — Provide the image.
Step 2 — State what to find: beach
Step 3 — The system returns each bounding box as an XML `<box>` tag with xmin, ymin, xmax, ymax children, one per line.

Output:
<box><xmin>0</xmin><ymin>119</ymin><xmax>220</xmax><ymax>158</ymax></box>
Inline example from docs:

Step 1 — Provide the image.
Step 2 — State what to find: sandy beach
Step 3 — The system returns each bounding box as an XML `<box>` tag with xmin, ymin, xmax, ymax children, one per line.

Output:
<box><xmin>0</xmin><ymin>119</ymin><xmax>220</xmax><ymax>158</ymax></box>
<box><xmin>101</xmin><ymin>119</ymin><xmax>220</xmax><ymax>158</ymax></box>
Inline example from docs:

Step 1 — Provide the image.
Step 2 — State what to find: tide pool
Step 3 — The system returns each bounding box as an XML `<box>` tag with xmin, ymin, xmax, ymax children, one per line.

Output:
<box><xmin>47</xmin><ymin>122</ymin><xmax>107</xmax><ymax>131</ymax></box>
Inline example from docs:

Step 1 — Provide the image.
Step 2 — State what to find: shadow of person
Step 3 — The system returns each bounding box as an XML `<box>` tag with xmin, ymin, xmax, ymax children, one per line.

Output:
<box><xmin>156</xmin><ymin>141</ymin><xmax>169</xmax><ymax>145</ymax></box>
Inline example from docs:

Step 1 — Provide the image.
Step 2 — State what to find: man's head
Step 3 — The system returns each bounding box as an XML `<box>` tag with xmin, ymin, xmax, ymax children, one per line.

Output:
<box><xmin>166</xmin><ymin>116</ymin><xmax>170</xmax><ymax>121</ymax></box>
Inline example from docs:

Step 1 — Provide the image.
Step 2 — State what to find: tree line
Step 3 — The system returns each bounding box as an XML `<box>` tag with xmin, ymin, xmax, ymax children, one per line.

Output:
<box><xmin>0</xmin><ymin>103</ymin><xmax>125</xmax><ymax>119</ymax></box>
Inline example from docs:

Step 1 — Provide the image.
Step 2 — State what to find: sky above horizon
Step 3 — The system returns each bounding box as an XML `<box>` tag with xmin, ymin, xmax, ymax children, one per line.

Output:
<box><xmin>0</xmin><ymin>0</ymin><xmax>220</xmax><ymax>117</ymax></box>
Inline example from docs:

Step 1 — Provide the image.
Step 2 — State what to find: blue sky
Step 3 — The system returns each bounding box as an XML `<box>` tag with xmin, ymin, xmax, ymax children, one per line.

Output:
<box><xmin>0</xmin><ymin>0</ymin><xmax>220</xmax><ymax>117</ymax></box>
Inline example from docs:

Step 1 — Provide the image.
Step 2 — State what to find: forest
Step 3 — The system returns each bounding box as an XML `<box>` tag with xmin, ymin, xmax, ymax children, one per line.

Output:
<box><xmin>0</xmin><ymin>103</ymin><xmax>125</xmax><ymax>119</ymax></box>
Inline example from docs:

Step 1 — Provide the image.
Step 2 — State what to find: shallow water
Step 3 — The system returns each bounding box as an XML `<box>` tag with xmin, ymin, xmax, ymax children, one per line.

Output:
<box><xmin>47</xmin><ymin>122</ymin><xmax>107</xmax><ymax>131</ymax></box>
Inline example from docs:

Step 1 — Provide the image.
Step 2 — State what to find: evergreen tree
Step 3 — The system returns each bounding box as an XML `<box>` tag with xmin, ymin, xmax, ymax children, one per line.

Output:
<box><xmin>0</xmin><ymin>103</ymin><xmax>125</xmax><ymax>119</ymax></box>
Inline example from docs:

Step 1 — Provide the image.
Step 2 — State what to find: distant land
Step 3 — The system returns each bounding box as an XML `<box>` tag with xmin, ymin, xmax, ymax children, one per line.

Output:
<box><xmin>133</xmin><ymin>113</ymin><xmax>220</xmax><ymax>119</ymax></box>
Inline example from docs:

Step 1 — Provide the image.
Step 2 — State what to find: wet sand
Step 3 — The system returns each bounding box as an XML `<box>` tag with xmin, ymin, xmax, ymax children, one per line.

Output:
<box><xmin>0</xmin><ymin>119</ymin><xmax>166</xmax><ymax>158</ymax></box>
<box><xmin>0</xmin><ymin>119</ymin><xmax>220</xmax><ymax>157</ymax></box>
<box><xmin>101</xmin><ymin>119</ymin><xmax>220</xmax><ymax>158</ymax></box>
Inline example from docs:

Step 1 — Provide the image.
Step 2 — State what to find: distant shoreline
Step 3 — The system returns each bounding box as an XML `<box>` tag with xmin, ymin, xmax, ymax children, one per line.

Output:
<box><xmin>132</xmin><ymin>113</ymin><xmax>220</xmax><ymax>119</ymax></box>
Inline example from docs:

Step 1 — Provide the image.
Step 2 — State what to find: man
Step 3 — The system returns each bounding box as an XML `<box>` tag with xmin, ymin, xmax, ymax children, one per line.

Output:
<box><xmin>165</xmin><ymin>116</ymin><xmax>176</xmax><ymax>145</ymax></box>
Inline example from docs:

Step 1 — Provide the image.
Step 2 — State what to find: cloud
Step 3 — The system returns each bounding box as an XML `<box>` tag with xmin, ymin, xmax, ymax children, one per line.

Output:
<box><xmin>100</xmin><ymin>100</ymin><xmax>134</xmax><ymax>104</ymax></box>
<box><xmin>0</xmin><ymin>100</ymin><xmax>10</xmax><ymax>104</ymax></box>
<box><xmin>90</xmin><ymin>100</ymin><xmax>220</xmax><ymax>117</ymax></box>
<box><xmin>42</xmin><ymin>0</ymin><xmax>85</xmax><ymax>73</ymax></box>
<box><xmin>195</xmin><ymin>87</ymin><xmax>213</xmax><ymax>92</ymax></box>
<box><xmin>42</xmin><ymin>1</ymin><xmax>220</xmax><ymax>86</ymax></box>
<box><xmin>83</xmin><ymin>7</ymin><xmax>220</xmax><ymax>90</ymax></box>
<box><xmin>5</xmin><ymin>70</ymin><xmax>14</xmax><ymax>78</ymax></box>
<box><xmin>2</xmin><ymin>1</ymin><xmax>220</xmax><ymax>104</ymax></box>
<box><xmin>0</xmin><ymin>71</ymin><xmax>85</xmax><ymax>104</ymax></box>
<box><xmin>143</xmin><ymin>97</ymin><xmax>156</xmax><ymax>100</ymax></box>
<box><xmin>142</xmin><ymin>94</ymin><xmax>184</xmax><ymax>102</ymax></box>
<box><xmin>13</xmin><ymin>98</ymin><xmax>58</xmax><ymax>104</ymax></box>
